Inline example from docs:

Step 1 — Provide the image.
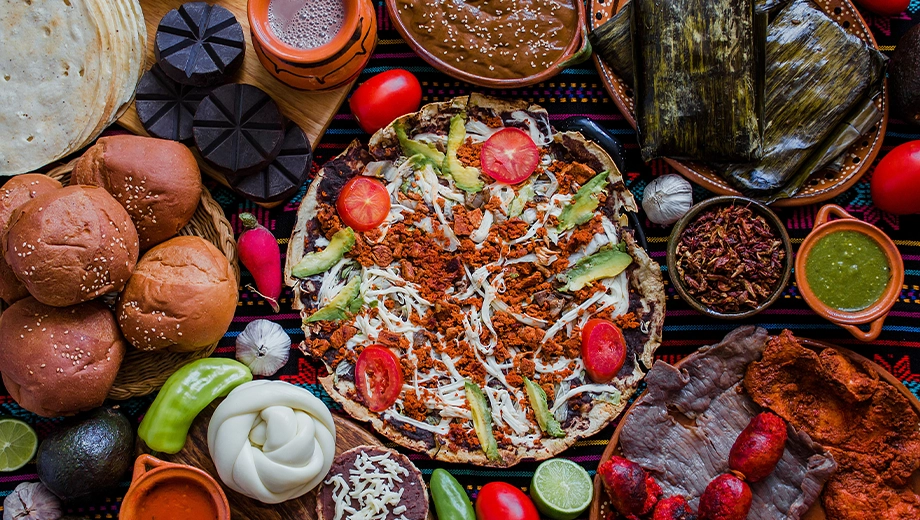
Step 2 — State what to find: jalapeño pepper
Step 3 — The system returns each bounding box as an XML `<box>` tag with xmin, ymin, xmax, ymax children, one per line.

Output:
<box><xmin>138</xmin><ymin>358</ymin><xmax>252</xmax><ymax>454</ymax></box>
<box><xmin>430</xmin><ymin>469</ymin><xmax>476</xmax><ymax>520</ymax></box>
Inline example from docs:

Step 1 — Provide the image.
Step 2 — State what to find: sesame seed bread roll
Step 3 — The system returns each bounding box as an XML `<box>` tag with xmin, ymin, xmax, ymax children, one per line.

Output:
<box><xmin>0</xmin><ymin>297</ymin><xmax>127</xmax><ymax>417</ymax></box>
<box><xmin>72</xmin><ymin>135</ymin><xmax>202</xmax><ymax>250</ymax></box>
<box><xmin>2</xmin><ymin>185</ymin><xmax>139</xmax><ymax>307</ymax></box>
<box><xmin>117</xmin><ymin>236</ymin><xmax>237</xmax><ymax>352</ymax></box>
<box><xmin>0</xmin><ymin>174</ymin><xmax>62</xmax><ymax>305</ymax></box>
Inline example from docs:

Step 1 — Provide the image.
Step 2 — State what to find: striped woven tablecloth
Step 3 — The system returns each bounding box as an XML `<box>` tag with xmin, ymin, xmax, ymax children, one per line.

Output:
<box><xmin>2</xmin><ymin>2</ymin><xmax>920</xmax><ymax>518</ymax></box>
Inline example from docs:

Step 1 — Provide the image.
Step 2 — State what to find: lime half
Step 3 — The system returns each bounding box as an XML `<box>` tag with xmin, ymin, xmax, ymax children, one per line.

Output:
<box><xmin>0</xmin><ymin>418</ymin><xmax>37</xmax><ymax>472</ymax></box>
<box><xmin>530</xmin><ymin>458</ymin><xmax>594</xmax><ymax>520</ymax></box>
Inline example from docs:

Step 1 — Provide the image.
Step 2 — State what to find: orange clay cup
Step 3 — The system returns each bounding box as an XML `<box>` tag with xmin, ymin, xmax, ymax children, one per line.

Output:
<box><xmin>248</xmin><ymin>0</ymin><xmax>377</xmax><ymax>91</ymax></box>
<box><xmin>120</xmin><ymin>454</ymin><xmax>230</xmax><ymax>520</ymax></box>
<box><xmin>795</xmin><ymin>204</ymin><xmax>904</xmax><ymax>342</ymax></box>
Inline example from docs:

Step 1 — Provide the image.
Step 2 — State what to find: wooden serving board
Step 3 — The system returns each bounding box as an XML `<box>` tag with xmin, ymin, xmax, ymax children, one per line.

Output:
<box><xmin>589</xmin><ymin>339</ymin><xmax>920</xmax><ymax>520</ymax></box>
<box><xmin>138</xmin><ymin>402</ymin><xmax>382</xmax><ymax>520</ymax></box>
<box><xmin>118</xmin><ymin>0</ymin><xmax>356</xmax><ymax>207</ymax></box>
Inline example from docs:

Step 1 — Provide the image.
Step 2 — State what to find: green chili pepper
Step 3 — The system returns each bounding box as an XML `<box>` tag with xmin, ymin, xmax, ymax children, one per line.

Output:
<box><xmin>138</xmin><ymin>358</ymin><xmax>252</xmax><ymax>454</ymax></box>
<box><xmin>430</xmin><ymin>468</ymin><xmax>475</xmax><ymax>520</ymax></box>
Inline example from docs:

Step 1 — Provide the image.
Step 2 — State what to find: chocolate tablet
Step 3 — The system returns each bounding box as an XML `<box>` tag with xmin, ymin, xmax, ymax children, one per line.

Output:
<box><xmin>135</xmin><ymin>65</ymin><xmax>209</xmax><ymax>143</ymax></box>
<box><xmin>193</xmin><ymin>83</ymin><xmax>286</xmax><ymax>180</ymax></box>
<box><xmin>230</xmin><ymin>122</ymin><xmax>312</xmax><ymax>203</ymax></box>
<box><xmin>155</xmin><ymin>2</ymin><xmax>245</xmax><ymax>88</ymax></box>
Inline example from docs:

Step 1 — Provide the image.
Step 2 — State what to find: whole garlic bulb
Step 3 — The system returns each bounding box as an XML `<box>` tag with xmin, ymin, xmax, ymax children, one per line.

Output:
<box><xmin>3</xmin><ymin>482</ymin><xmax>61</xmax><ymax>520</ymax></box>
<box><xmin>642</xmin><ymin>174</ymin><xmax>694</xmax><ymax>225</ymax></box>
<box><xmin>236</xmin><ymin>319</ymin><xmax>291</xmax><ymax>376</ymax></box>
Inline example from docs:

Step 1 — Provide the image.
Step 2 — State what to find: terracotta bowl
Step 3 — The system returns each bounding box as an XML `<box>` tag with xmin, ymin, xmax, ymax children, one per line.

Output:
<box><xmin>384</xmin><ymin>0</ymin><xmax>589</xmax><ymax>88</ymax></box>
<box><xmin>795</xmin><ymin>204</ymin><xmax>904</xmax><ymax>342</ymax></box>
<box><xmin>121</xmin><ymin>454</ymin><xmax>230</xmax><ymax>520</ymax></box>
<box><xmin>666</xmin><ymin>196</ymin><xmax>793</xmax><ymax>319</ymax></box>
<box><xmin>248</xmin><ymin>0</ymin><xmax>377</xmax><ymax>91</ymax></box>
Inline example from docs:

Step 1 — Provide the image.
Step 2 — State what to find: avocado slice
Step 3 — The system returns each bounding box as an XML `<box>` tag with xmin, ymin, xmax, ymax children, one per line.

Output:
<box><xmin>560</xmin><ymin>248</ymin><xmax>632</xmax><ymax>292</ymax></box>
<box><xmin>291</xmin><ymin>227</ymin><xmax>356</xmax><ymax>278</ymax></box>
<box><xmin>36</xmin><ymin>408</ymin><xmax>134</xmax><ymax>501</ymax></box>
<box><xmin>558</xmin><ymin>171</ymin><xmax>609</xmax><ymax>231</ymax></box>
<box><xmin>305</xmin><ymin>277</ymin><xmax>363</xmax><ymax>323</ymax></box>
<box><xmin>524</xmin><ymin>377</ymin><xmax>565</xmax><ymax>438</ymax></box>
<box><xmin>395</xmin><ymin>120</ymin><xmax>445</xmax><ymax>167</ymax></box>
<box><xmin>464</xmin><ymin>380</ymin><xmax>501</xmax><ymax>461</ymax></box>
<box><xmin>442</xmin><ymin>113</ymin><xmax>485</xmax><ymax>193</ymax></box>
<box><xmin>509</xmin><ymin>182</ymin><xmax>535</xmax><ymax>218</ymax></box>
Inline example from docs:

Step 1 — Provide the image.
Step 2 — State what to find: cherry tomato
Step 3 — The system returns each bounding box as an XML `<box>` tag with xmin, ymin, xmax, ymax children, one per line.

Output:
<box><xmin>475</xmin><ymin>482</ymin><xmax>539</xmax><ymax>520</ymax></box>
<box><xmin>871</xmin><ymin>140</ymin><xmax>920</xmax><ymax>215</ymax></box>
<box><xmin>480</xmin><ymin>128</ymin><xmax>541</xmax><ymax>185</ymax></box>
<box><xmin>854</xmin><ymin>0</ymin><xmax>909</xmax><ymax>15</ymax></box>
<box><xmin>355</xmin><ymin>345</ymin><xmax>403</xmax><ymax>412</ymax></box>
<box><xmin>349</xmin><ymin>69</ymin><xmax>422</xmax><ymax>134</ymax></box>
<box><xmin>581</xmin><ymin>319</ymin><xmax>627</xmax><ymax>383</ymax></box>
<box><xmin>336</xmin><ymin>176</ymin><xmax>391</xmax><ymax>231</ymax></box>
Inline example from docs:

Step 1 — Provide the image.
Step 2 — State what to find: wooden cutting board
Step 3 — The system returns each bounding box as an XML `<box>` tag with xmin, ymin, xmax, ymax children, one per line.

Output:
<box><xmin>137</xmin><ymin>402</ymin><xmax>382</xmax><ymax>520</ymax></box>
<box><xmin>118</xmin><ymin>0</ymin><xmax>356</xmax><ymax>207</ymax></box>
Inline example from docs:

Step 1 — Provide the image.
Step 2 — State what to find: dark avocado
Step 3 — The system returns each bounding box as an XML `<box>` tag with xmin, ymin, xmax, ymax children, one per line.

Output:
<box><xmin>890</xmin><ymin>24</ymin><xmax>920</xmax><ymax>125</ymax></box>
<box><xmin>36</xmin><ymin>407</ymin><xmax>134</xmax><ymax>501</ymax></box>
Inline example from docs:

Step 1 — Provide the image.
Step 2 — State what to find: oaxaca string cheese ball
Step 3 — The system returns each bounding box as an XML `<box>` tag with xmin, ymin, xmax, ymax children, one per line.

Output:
<box><xmin>207</xmin><ymin>380</ymin><xmax>336</xmax><ymax>504</ymax></box>
<box><xmin>2</xmin><ymin>185</ymin><xmax>139</xmax><ymax>307</ymax></box>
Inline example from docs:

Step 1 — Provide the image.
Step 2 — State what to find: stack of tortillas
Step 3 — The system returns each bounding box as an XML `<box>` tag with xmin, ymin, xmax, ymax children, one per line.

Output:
<box><xmin>0</xmin><ymin>0</ymin><xmax>146</xmax><ymax>175</ymax></box>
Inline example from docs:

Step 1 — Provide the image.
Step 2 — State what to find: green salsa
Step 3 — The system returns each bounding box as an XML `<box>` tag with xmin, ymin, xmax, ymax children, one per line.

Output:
<box><xmin>804</xmin><ymin>230</ymin><xmax>891</xmax><ymax>311</ymax></box>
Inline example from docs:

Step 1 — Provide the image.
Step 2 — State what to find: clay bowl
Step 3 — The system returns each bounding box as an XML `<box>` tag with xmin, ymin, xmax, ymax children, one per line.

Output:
<box><xmin>666</xmin><ymin>196</ymin><xmax>793</xmax><ymax>319</ymax></box>
<box><xmin>121</xmin><ymin>454</ymin><xmax>230</xmax><ymax>520</ymax></box>
<box><xmin>795</xmin><ymin>204</ymin><xmax>904</xmax><ymax>342</ymax></box>
<box><xmin>385</xmin><ymin>0</ymin><xmax>589</xmax><ymax>88</ymax></box>
<box><xmin>589</xmin><ymin>338</ymin><xmax>920</xmax><ymax>520</ymax></box>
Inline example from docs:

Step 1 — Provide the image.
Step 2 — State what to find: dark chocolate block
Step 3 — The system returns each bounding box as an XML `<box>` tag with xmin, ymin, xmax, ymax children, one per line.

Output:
<box><xmin>155</xmin><ymin>2</ymin><xmax>245</xmax><ymax>88</ymax></box>
<box><xmin>135</xmin><ymin>64</ymin><xmax>209</xmax><ymax>143</ymax></box>
<box><xmin>193</xmin><ymin>83</ymin><xmax>285</xmax><ymax>180</ymax></box>
<box><xmin>230</xmin><ymin>122</ymin><xmax>312</xmax><ymax>203</ymax></box>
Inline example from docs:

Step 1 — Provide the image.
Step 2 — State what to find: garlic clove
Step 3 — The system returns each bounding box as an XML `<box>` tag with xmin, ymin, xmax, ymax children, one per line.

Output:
<box><xmin>641</xmin><ymin>174</ymin><xmax>694</xmax><ymax>225</ymax></box>
<box><xmin>236</xmin><ymin>319</ymin><xmax>291</xmax><ymax>377</ymax></box>
<box><xmin>3</xmin><ymin>482</ymin><xmax>62</xmax><ymax>520</ymax></box>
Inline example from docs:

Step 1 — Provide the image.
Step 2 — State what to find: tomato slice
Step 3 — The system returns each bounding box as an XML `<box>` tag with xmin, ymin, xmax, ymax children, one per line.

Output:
<box><xmin>480</xmin><ymin>128</ymin><xmax>541</xmax><ymax>185</ymax></box>
<box><xmin>581</xmin><ymin>319</ymin><xmax>627</xmax><ymax>383</ymax></box>
<box><xmin>355</xmin><ymin>345</ymin><xmax>403</xmax><ymax>412</ymax></box>
<box><xmin>336</xmin><ymin>176</ymin><xmax>391</xmax><ymax>232</ymax></box>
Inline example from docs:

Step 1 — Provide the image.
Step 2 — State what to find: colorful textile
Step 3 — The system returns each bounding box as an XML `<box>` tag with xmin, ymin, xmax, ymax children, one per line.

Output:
<box><xmin>2</xmin><ymin>2</ymin><xmax>919</xmax><ymax>518</ymax></box>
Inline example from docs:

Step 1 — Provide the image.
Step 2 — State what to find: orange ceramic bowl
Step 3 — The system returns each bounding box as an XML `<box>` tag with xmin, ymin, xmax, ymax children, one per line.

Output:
<box><xmin>248</xmin><ymin>0</ymin><xmax>377</xmax><ymax>91</ymax></box>
<box><xmin>121</xmin><ymin>454</ymin><xmax>230</xmax><ymax>520</ymax></box>
<box><xmin>795</xmin><ymin>204</ymin><xmax>904</xmax><ymax>342</ymax></box>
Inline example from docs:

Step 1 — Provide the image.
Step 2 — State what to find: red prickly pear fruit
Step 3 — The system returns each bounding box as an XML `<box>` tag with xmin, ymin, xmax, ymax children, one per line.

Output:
<box><xmin>652</xmin><ymin>496</ymin><xmax>697</xmax><ymax>520</ymax></box>
<box><xmin>598</xmin><ymin>456</ymin><xmax>661</xmax><ymax>517</ymax></box>
<box><xmin>729</xmin><ymin>412</ymin><xmax>788</xmax><ymax>482</ymax></box>
<box><xmin>698</xmin><ymin>474</ymin><xmax>752</xmax><ymax>520</ymax></box>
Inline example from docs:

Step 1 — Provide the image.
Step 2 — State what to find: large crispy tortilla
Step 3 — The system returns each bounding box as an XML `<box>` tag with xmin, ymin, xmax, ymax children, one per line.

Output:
<box><xmin>286</xmin><ymin>94</ymin><xmax>666</xmax><ymax>466</ymax></box>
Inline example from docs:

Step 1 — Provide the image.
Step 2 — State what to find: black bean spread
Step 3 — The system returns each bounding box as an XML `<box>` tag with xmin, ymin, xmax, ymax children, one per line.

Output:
<box><xmin>395</xmin><ymin>0</ymin><xmax>579</xmax><ymax>79</ymax></box>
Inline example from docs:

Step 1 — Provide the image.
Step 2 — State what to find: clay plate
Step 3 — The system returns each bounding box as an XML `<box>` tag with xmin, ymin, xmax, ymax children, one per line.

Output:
<box><xmin>588</xmin><ymin>0</ymin><xmax>888</xmax><ymax>207</ymax></box>
<box><xmin>589</xmin><ymin>338</ymin><xmax>920</xmax><ymax>520</ymax></box>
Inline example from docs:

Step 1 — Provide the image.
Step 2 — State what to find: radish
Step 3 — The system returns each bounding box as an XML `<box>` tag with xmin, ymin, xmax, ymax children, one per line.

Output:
<box><xmin>237</xmin><ymin>213</ymin><xmax>282</xmax><ymax>312</ymax></box>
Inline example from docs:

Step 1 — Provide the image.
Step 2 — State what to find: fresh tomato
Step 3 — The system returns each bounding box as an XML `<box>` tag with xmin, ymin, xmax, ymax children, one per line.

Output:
<box><xmin>336</xmin><ymin>176</ymin><xmax>391</xmax><ymax>231</ymax></box>
<box><xmin>581</xmin><ymin>319</ymin><xmax>627</xmax><ymax>383</ymax></box>
<box><xmin>480</xmin><ymin>128</ymin><xmax>541</xmax><ymax>185</ymax></box>
<box><xmin>349</xmin><ymin>69</ymin><xmax>422</xmax><ymax>134</ymax></box>
<box><xmin>475</xmin><ymin>482</ymin><xmax>539</xmax><ymax>520</ymax></box>
<box><xmin>355</xmin><ymin>345</ymin><xmax>403</xmax><ymax>412</ymax></box>
<box><xmin>871</xmin><ymin>140</ymin><xmax>920</xmax><ymax>215</ymax></box>
<box><xmin>854</xmin><ymin>0</ymin><xmax>909</xmax><ymax>15</ymax></box>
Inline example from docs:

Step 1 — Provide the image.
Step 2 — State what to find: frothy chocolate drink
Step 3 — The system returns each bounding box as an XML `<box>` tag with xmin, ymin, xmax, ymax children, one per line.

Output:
<box><xmin>267</xmin><ymin>0</ymin><xmax>345</xmax><ymax>50</ymax></box>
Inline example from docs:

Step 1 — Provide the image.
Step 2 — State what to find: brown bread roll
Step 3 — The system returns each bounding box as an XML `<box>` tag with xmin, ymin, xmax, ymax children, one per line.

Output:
<box><xmin>117</xmin><ymin>236</ymin><xmax>237</xmax><ymax>352</ymax></box>
<box><xmin>0</xmin><ymin>297</ymin><xmax>127</xmax><ymax>417</ymax></box>
<box><xmin>0</xmin><ymin>174</ymin><xmax>62</xmax><ymax>304</ymax></box>
<box><xmin>2</xmin><ymin>185</ymin><xmax>139</xmax><ymax>307</ymax></box>
<box><xmin>73</xmin><ymin>135</ymin><xmax>202</xmax><ymax>249</ymax></box>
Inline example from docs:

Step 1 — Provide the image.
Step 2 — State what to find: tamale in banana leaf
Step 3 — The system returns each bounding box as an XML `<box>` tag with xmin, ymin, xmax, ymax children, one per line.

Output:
<box><xmin>720</xmin><ymin>0</ymin><xmax>887</xmax><ymax>199</ymax></box>
<box><xmin>632</xmin><ymin>0</ymin><xmax>766</xmax><ymax>163</ymax></box>
<box><xmin>588</xmin><ymin>5</ymin><xmax>633</xmax><ymax>79</ymax></box>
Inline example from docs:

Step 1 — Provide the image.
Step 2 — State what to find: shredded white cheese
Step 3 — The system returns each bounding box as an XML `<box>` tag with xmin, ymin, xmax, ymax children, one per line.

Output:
<box><xmin>325</xmin><ymin>450</ymin><xmax>414</xmax><ymax>520</ymax></box>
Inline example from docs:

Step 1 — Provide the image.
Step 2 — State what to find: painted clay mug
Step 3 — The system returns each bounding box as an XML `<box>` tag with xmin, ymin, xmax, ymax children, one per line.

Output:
<box><xmin>248</xmin><ymin>0</ymin><xmax>377</xmax><ymax>90</ymax></box>
<box><xmin>120</xmin><ymin>454</ymin><xmax>230</xmax><ymax>520</ymax></box>
<box><xmin>795</xmin><ymin>204</ymin><xmax>904</xmax><ymax>342</ymax></box>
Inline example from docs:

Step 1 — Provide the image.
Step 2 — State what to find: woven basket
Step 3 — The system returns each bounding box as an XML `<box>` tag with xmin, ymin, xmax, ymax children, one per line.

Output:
<box><xmin>41</xmin><ymin>159</ymin><xmax>240</xmax><ymax>400</ymax></box>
